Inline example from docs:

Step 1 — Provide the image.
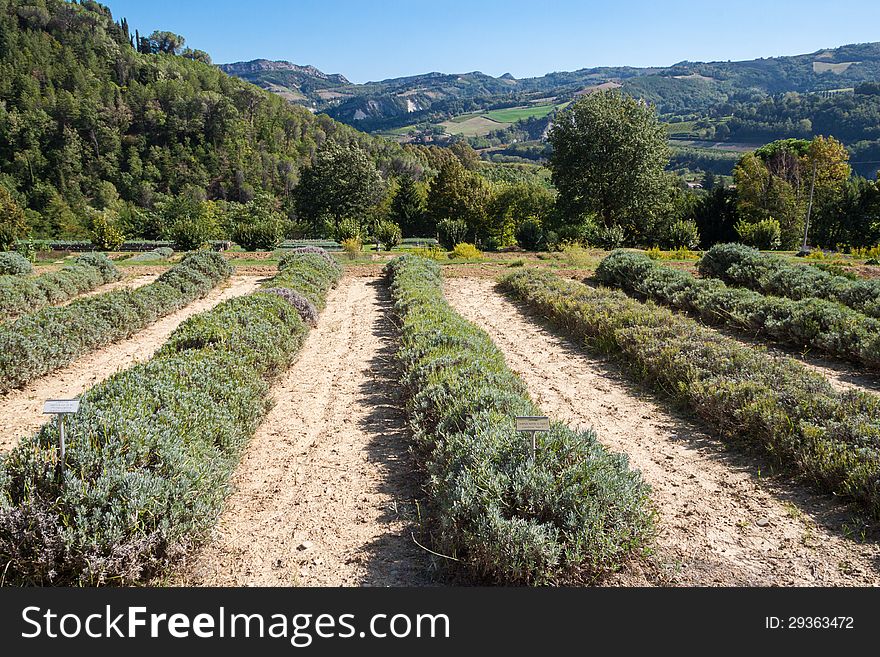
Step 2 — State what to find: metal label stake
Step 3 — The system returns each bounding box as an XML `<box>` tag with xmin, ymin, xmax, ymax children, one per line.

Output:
<box><xmin>515</xmin><ymin>416</ymin><xmax>550</xmax><ymax>461</ymax></box>
<box><xmin>43</xmin><ymin>399</ymin><xmax>80</xmax><ymax>472</ymax></box>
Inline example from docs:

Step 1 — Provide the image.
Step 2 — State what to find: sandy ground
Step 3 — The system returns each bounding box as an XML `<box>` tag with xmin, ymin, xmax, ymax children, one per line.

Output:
<box><xmin>444</xmin><ymin>278</ymin><xmax>880</xmax><ymax>587</ymax></box>
<box><xmin>0</xmin><ymin>276</ymin><xmax>262</xmax><ymax>451</ymax></box>
<box><xmin>176</xmin><ymin>277</ymin><xmax>433</xmax><ymax>587</ymax></box>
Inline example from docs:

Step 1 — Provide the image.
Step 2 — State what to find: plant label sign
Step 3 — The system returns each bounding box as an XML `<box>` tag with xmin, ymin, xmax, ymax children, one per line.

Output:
<box><xmin>43</xmin><ymin>399</ymin><xmax>80</xmax><ymax>415</ymax></box>
<box><xmin>516</xmin><ymin>416</ymin><xmax>550</xmax><ymax>432</ymax></box>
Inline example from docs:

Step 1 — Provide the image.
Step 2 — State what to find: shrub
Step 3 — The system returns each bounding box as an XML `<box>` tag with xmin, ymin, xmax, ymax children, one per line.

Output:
<box><xmin>515</xmin><ymin>218</ymin><xmax>545</xmax><ymax>251</ymax></box>
<box><xmin>271</xmin><ymin>252</ymin><xmax>343</xmax><ymax>309</ymax></box>
<box><xmin>597</xmin><ymin>250</ymin><xmax>880</xmax><ymax>371</ymax></box>
<box><xmin>386</xmin><ymin>255</ymin><xmax>653</xmax><ymax>584</ymax></box>
<box><xmin>0</xmin><ymin>253</ymin><xmax>121</xmax><ymax>323</ymax></box>
<box><xmin>0</xmin><ymin>252</ymin><xmax>342</xmax><ymax>585</ymax></box>
<box><xmin>0</xmin><ymin>252</ymin><xmax>232</xmax><ymax>392</ymax></box>
<box><xmin>128</xmin><ymin>247</ymin><xmax>174</xmax><ymax>262</ymax></box>
<box><xmin>332</xmin><ymin>217</ymin><xmax>364</xmax><ymax>243</ymax></box>
<box><xmin>585</xmin><ymin>223</ymin><xmax>626</xmax><ymax>250</ymax></box>
<box><xmin>0</xmin><ymin>252</ymin><xmax>32</xmax><ymax>276</ymax></box>
<box><xmin>663</xmin><ymin>219</ymin><xmax>700</xmax><ymax>250</ymax></box>
<box><xmin>502</xmin><ymin>268</ymin><xmax>880</xmax><ymax>518</ymax></box>
<box><xmin>375</xmin><ymin>220</ymin><xmax>402</xmax><ymax>251</ymax></box>
<box><xmin>736</xmin><ymin>218</ymin><xmax>782</xmax><ymax>250</ymax></box>
<box><xmin>341</xmin><ymin>237</ymin><xmax>362</xmax><ymax>259</ymax></box>
<box><xmin>167</xmin><ymin>217</ymin><xmax>217</xmax><ymax>251</ymax></box>
<box><xmin>413</xmin><ymin>245</ymin><xmax>446</xmax><ymax>261</ymax></box>
<box><xmin>450</xmin><ymin>243</ymin><xmax>481</xmax><ymax>259</ymax></box>
<box><xmin>437</xmin><ymin>218</ymin><xmax>468</xmax><ymax>250</ymax></box>
<box><xmin>263</xmin><ymin>288</ymin><xmax>319</xmax><ymax>327</ymax></box>
<box><xmin>278</xmin><ymin>246</ymin><xmax>337</xmax><ymax>270</ymax></box>
<box><xmin>233</xmin><ymin>221</ymin><xmax>285</xmax><ymax>251</ymax></box>
<box><xmin>89</xmin><ymin>211</ymin><xmax>126</xmax><ymax>251</ymax></box>
<box><xmin>700</xmin><ymin>243</ymin><xmax>880</xmax><ymax>319</ymax></box>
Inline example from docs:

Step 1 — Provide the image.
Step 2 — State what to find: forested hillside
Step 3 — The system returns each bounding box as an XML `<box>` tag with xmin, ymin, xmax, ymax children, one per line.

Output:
<box><xmin>0</xmin><ymin>0</ymin><xmax>416</xmax><ymax>238</ymax></box>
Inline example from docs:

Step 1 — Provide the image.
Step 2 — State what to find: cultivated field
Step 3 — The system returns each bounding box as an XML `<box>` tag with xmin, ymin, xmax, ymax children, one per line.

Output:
<box><xmin>1</xmin><ymin>246</ymin><xmax>879</xmax><ymax>586</ymax></box>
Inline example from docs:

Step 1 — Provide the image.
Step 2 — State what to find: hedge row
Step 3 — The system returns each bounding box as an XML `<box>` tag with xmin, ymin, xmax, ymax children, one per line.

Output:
<box><xmin>0</xmin><ymin>250</ymin><xmax>342</xmax><ymax>584</ymax></box>
<box><xmin>596</xmin><ymin>250</ymin><xmax>880</xmax><ymax>370</ymax></box>
<box><xmin>0</xmin><ymin>252</ymin><xmax>233</xmax><ymax>393</ymax></box>
<box><xmin>700</xmin><ymin>243</ymin><xmax>880</xmax><ymax>319</ymax></box>
<box><xmin>18</xmin><ymin>239</ymin><xmax>232</xmax><ymax>253</ymax></box>
<box><xmin>501</xmin><ymin>269</ymin><xmax>880</xmax><ymax>518</ymax></box>
<box><xmin>386</xmin><ymin>255</ymin><xmax>653</xmax><ymax>584</ymax></box>
<box><xmin>0</xmin><ymin>253</ymin><xmax>120</xmax><ymax>323</ymax></box>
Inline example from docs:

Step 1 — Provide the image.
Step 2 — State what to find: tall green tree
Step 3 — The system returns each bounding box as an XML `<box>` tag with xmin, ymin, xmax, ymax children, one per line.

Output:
<box><xmin>0</xmin><ymin>186</ymin><xmax>28</xmax><ymax>250</ymax></box>
<box><xmin>426</xmin><ymin>158</ymin><xmax>490</xmax><ymax>244</ymax></box>
<box><xmin>294</xmin><ymin>143</ymin><xmax>385</xmax><ymax>235</ymax></box>
<box><xmin>548</xmin><ymin>91</ymin><xmax>670</xmax><ymax>240</ymax></box>
<box><xmin>390</xmin><ymin>174</ymin><xmax>427</xmax><ymax>237</ymax></box>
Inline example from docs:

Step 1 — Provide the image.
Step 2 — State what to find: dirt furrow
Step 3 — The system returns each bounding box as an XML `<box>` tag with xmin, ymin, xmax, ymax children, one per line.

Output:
<box><xmin>176</xmin><ymin>277</ymin><xmax>432</xmax><ymax>587</ymax></box>
<box><xmin>445</xmin><ymin>278</ymin><xmax>880</xmax><ymax>587</ymax></box>
<box><xmin>0</xmin><ymin>276</ymin><xmax>262</xmax><ymax>451</ymax></box>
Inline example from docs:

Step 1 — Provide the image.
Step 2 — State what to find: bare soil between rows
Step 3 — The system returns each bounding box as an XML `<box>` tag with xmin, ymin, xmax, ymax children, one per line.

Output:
<box><xmin>444</xmin><ymin>278</ymin><xmax>880</xmax><ymax>587</ymax></box>
<box><xmin>0</xmin><ymin>276</ymin><xmax>262</xmax><ymax>452</ymax></box>
<box><xmin>175</xmin><ymin>277</ymin><xmax>434</xmax><ymax>587</ymax></box>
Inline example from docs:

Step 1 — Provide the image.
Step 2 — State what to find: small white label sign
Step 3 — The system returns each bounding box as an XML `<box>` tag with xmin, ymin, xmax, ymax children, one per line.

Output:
<box><xmin>43</xmin><ymin>399</ymin><xmax>80</xmax><ymax>415</ymax></box>
<box><xmin>515</xmin><ymin>416</ymin><xmax>550</xmax><ymax>432</ymax></box>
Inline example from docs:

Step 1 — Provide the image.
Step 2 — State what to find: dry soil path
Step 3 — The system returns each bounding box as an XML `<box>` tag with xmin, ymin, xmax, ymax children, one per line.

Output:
<box><xmin>445</xmin><ymin>277</ymin><xmax>880</xmax><ymax>587</ymax></box>
<box><xmin>176</xmin><ymin>276</ymin><xmax>432</xmax><ymax>587</ymax></box>
<box><xmin>0</xmin><ymin>276</ymin><xmax>262</xmax><ymax>451</ymax></box>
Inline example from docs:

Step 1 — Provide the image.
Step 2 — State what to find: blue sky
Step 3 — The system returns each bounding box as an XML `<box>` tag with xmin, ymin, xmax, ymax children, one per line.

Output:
<box><xmin>106</xmin><ymin>0</ymin><xmax>880</xmax><ymax>83</ymax></box>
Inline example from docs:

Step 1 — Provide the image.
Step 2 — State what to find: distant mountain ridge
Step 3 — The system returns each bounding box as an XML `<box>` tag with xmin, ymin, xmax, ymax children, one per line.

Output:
<box><xmin>220</xmin><ymin>42</ymin><xmax>880</xmax><ymax>132</ymax></box>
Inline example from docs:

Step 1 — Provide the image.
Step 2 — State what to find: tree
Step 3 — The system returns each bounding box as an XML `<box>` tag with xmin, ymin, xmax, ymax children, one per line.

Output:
<box><xmin>426</xmin><ymin>158</ymin><xmax>490</xmax><ymax>244</ymax></box>
<box><xmin>390</xmin><ymin>175</ymin><xmax>427</xmax><ymax>237</ymax></box>
<box><xmin>701</xmin><ymin>171</ymin><xmax>716</xmax><ymax>191</ymax></box>
<box><xmin>231</xmin><ymin>193</ymin><xmax>285</xmax><ymax>251</ymax></box>
<box><xmin>548</xmin><ymin>91</ymin><xmax>671</xmax><ymax>241</ymax></box>
<box><xmin>148</xmin><ymin>31</ymin><xmax>186</xmax><ymax>55</ymax></box>
<box><xmin>295</xmin><ymin>143</ymin><xmax>385</xmax><ymax>235</ymax></box>
<box><xmin>0</xmin><ymin>186</ymin><xmax>28</xmax><ymax>251</ymax></box>
<box><xmin>734</xmin><ymin>136</ymin><xmax>851</xmax><ymax>249</ymax></box>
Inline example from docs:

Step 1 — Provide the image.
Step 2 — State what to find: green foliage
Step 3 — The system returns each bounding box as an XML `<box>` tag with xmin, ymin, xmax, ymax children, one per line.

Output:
<box><xmin>295</xmin><ymin>142</ymin><xmax>386</xmax><ymax>235</ymax></box>
<box><xmin>700</xmin><ymin>243</ymin><xmax>880</xmax><ymax>318</ymax></box>
<box><xmin>0</xmin><ymin>186</ymin><xmax>28</xmax><ymax>251</ymax></box>
<box><xmin>390</xmin><ymin>174</ymin><xmax>428</xmax><ymax>237</ymax></box>
<box><xmin>427</xmin><ymin>159</ymin><xmax>490</xmax><ymax>244</ymax></box>
<box><xmin>386</xmin><ymin>255</ymin><xmax>653</xmax><ymax>583</ymax></box>
<box><xmin>0</xmin><ymin>252</ymin><xmax>342</xmax><ymax>584</ymax></box>
<box><xmin>0</xmin><ymin>253</ymin><xmax>120</xmax><ymax>323</ymax></box>
<box><xmin>515</xmin><ymin>218</ymin><xmax>545</xmax><ymax>251</ymax></box>
<box><xmin>549</xmin><ymin>91</ymin><xmax>671</xmax><ymax>241</ymax></box>
<box><xmin>450</xmin><ymin>243</ymin><xmax>482</xmax><ymax>259</ymax></box>
<box><xmin>89</xmin><ymin>210</ymin><xmax>126</xmax><ymax>251</ymax></box>
<box><xmin>503</xmin><ymin>268</ymin><xmax>880</xmax><ymax>518</ymax></box>
<box><xmin>662</xmin><ymin>219</ymin><xmax>700</xmax><ymax>250</ymax></box>
<box><xmin>597</xmin><ymin>250</ymin><xmax>880</xmax><ymax>370</ymax></box>
<box><xmin>159</xmin><ymin>197</ymin><xmax>221</xmax><ymax>251</ymax></box>
<box><xmin>0</xmin><ymin>253</ymin><xmax>232</xmax><ymax>392</ymax></box>
<box><xmin>0</xmin><ymin>0</ymin><xmax>415</xmax><ymax>234</ymax></box>
<box><xmin>736</xmin><ymin>218</ymin><xmax>782</xmax><ymax>250</ymax></box>
<box><xmin>437</xmin><ymin>218</ymin><xmax>469</xmax><ymax>250</ymax></box>
<box><xmin>375</xmin><ymin>220</ymin><xmax>402</xmax><ymax>251</ymax></box>
<box><xmin>273</xmin><ymin>251</ymin><xmax>343</xmax><ymax>309</ymax></box>
<box><xmin>0</xmin><ymin>252</ymin><xmax>33</xmax><ymax>276</ymax></box>
<box><xmin>341</xmin><ymin>238</ymin><xmax>362</xmax><ymax>259</ymax></box>
<box><xmin>231</xmin><ymin>194</ymin><xmax>286</xmax><ymax>251</ymax></box>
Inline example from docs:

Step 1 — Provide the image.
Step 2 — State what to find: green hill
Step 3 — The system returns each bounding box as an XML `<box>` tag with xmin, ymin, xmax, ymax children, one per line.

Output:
<box><xmin>0</xmin><ymin>0</ymin><xmax>411</xmax><ymax>232</ymax></box>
